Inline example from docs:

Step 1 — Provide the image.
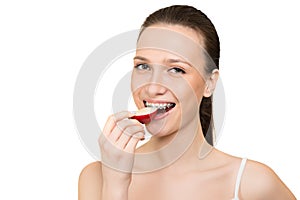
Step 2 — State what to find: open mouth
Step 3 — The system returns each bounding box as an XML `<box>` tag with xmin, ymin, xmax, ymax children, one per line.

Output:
<box><xmin>143</xmin><ymin>100</ymin><xmax>176</xmax><ymax>115</ymax></box>
<box><xmin>129</xmin><ymin>101</ymin><xmax>176</xmax><ymax>124</ymax></box>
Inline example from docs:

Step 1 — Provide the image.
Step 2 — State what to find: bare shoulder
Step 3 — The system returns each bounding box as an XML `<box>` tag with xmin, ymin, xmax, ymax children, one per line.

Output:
<box><xmin>241</xmin><ymin>159</ymin><xmax>296</xmax><ymax>199</ymax></box>
<box><xmin>78</xmin><ymin>161</ymin><xmax>102</xmax><ymax>200</ymax></box>
<box><xmin>79</xmin><ymin>161</ymin><xmax>103</xmax><ymax>182</ymax></box>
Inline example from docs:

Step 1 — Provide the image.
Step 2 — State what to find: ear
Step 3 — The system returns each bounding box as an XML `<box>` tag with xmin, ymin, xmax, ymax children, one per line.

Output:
<box><xmin>203</xmin><ymin>69</ymin><xmax>219</xmax><ymax>97</ymax></box>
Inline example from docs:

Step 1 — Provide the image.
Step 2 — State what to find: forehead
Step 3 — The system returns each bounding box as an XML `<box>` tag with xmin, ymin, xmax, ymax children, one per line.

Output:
<box><xmin>136</xmin><ymin>26</ymin><xmax>207</xmax><ymax>71</ymax></box>
<box><xmin>140</xmin><ymin>24</ymin><xmax>204</xmax><ymax>47</ymax></box>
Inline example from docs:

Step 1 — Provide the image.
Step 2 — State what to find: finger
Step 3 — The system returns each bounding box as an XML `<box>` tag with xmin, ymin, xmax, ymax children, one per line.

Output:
<box><xmin>102</xmin><ymin>111</ymin><xmax>132</xmax><ymax>137</ymax></box>
<box><xmin>109</xmin><ymin>124</ymin><xmax>123</xmax><ymax>142</ymax></box>
<box><xmin>115</xmin><ymin>132</ymin><xmax>131</xmax><ymax>149</ymax></box>
<box><xmin>109</xmin><ymin>119</ymin><xmax>144</xmax><ymax>141</ymax></box>
<box><xmin>124</xmin><ymin>132</ymin><xmax>144</xmax><ymax>153</ymax></box>
<box><xmin>118</xmin><ymin>120</ymin><xmax>144</xmax><ymax>138</ymax></box>
<box><xmin>116</xmin><ymin>129</ymin><xmax>145</xmax><ymax>149</ymax></box>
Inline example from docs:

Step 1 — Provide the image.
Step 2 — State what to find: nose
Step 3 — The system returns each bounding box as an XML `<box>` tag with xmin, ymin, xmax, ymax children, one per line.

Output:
<box><xmin>146</xmin><ymin>83</ymin><xmax>167</xmax><ymax>97</ymax></box>
<box><xmin>146</xmin><ymin>70</ymin><xmax>167</xmax><ymax>97</ymax></box>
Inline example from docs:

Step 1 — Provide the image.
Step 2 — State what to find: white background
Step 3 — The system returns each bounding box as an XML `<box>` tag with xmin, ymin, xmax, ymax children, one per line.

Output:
<box><xmin>0</xmin><ymin>0</ymin><xmax>299</xmax><ymax>199</ymax></box>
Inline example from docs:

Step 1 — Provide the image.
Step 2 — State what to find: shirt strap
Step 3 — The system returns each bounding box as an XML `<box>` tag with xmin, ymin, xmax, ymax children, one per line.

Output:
<box><xmin>233</xmin><ymin>158</ymin><xmax>247</xmax><ymax>199</ymax></box>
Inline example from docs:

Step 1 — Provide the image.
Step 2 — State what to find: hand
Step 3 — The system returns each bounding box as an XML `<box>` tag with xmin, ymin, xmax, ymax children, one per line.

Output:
<box><xmin>98</xmin><ymin>111</ymin><xmax>145</xmax><ymax>188</ymax></box>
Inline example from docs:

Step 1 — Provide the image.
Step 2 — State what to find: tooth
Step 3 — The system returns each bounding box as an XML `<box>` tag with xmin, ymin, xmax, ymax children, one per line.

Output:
<box><xmin>146</xmin><ymin>102</ymin><xmax>175</xmax><ymax>109</ymax></box>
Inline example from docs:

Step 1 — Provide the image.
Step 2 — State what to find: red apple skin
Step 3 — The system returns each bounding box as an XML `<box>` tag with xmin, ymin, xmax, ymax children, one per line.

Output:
<box><xmin>130</xmin><ymin>115</ymin><xmax>151</xmax><ymax>124</ymax></box>
<box><xmin>129</xmin><ymin>108</ymin><xmax>158</xmax><ymax>124</ymax></box>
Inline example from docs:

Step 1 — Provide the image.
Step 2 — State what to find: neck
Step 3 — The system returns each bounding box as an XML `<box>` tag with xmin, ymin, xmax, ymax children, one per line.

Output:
<box><xmin>133</xmin><ymin>118</ymin><xmax>212</xmax><ymax>173</ymax></box>
<box><xmin>145</xmin><ymin>115</ymin><xmax>204</xmax><ymax>150</ymax></box>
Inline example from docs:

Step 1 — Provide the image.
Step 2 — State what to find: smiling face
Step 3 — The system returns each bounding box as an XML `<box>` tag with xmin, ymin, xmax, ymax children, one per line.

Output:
<box><xmin>131</xmin><ymin>24</ymin><xmax>212</xmax><ymax>137</ymax></box>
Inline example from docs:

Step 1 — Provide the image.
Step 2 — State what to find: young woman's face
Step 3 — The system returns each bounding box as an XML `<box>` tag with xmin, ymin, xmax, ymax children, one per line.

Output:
<box><xmin>131</xmin><ymin>24</ymin><xmax>208</xmax><ymax>136</ymax></box>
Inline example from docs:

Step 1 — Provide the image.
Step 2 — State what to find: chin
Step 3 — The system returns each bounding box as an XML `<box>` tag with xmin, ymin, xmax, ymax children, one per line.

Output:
<box><xmin>145</xmin><ymin>117</ymin><xmax>180</xmax><ymax>137</ymax></box>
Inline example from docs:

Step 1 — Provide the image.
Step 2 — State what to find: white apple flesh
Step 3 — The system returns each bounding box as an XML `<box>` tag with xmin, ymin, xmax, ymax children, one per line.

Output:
<box><xmin>129</xmin><ymin>107</ymin><xmax>158</xmax><ymax>124</ymax></box>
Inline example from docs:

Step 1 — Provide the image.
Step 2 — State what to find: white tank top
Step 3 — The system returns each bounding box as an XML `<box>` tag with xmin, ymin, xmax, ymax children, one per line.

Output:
<box><xmin>232</xmin><ymin>158</ymin><xmax>247</xmax><ymax>200</ymax></box>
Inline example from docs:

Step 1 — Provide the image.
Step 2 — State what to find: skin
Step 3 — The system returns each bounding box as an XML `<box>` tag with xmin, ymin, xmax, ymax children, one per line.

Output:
<box><xmin>78</xmin><ymin>24</ymin><xmax>296</xmax><ymax>200</ymax></box>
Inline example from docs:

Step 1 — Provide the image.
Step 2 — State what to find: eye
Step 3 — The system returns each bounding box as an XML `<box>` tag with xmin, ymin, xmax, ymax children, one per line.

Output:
<box><xmin>134</xmin><ymin>63</ymin><xmax>151</xmax><ymax>71</ymax></box>
<box><xmin>168</xmin><ymin>67</ymin><xmax>186</xmax><ymax>74</ymax></box>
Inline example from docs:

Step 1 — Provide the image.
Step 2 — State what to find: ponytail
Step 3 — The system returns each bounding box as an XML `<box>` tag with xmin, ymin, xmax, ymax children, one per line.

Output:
<box><xmin>199</xmin><ymin>96</ymin><xmax>214</xmax><ymax>145</ymax></box>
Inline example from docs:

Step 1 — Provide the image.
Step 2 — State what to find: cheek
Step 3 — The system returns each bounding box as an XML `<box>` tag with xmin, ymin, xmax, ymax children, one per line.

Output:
<box><xmin>177</xmin><ymin>76</ymin><xmax>205</xmax><ymax>102</ymax></box>
<box><xmin>131</xmin><ymin>87</ymin><xmax>143</xmax><ymax>109</ymax></box>
<box><xmin>194</xmin><ymin>83</ymin><xmax>205</xmax><ymax>102</ymax></box>
<box><xmin>188</xmin><ymin>74</ymin><xmax>206</xmax><ymax>103</ymax></box>
<box><xmin>131</xmin><ymin>71</ymin><xmax>140</xmax><ymax>92</ymax></box>
<box><xmin>171</xmin><ymin>80</ymin><xmax>200</xmax><ymax>117</ymax></box>
<box><xmin>131</xmin><ymin>70</ymin><xmax>151</xmax><ymax>93</ymax></box>
<box><xmin>131</xmin><ymin>72</ymin><xmax>148</xmax><ymax>108</ymax></box>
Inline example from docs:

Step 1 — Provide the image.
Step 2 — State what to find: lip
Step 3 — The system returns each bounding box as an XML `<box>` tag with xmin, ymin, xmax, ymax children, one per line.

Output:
<box><xmin>152</xmin><ymin>106</ymin><xmax>175</xmax><ymax>121</ymax></box>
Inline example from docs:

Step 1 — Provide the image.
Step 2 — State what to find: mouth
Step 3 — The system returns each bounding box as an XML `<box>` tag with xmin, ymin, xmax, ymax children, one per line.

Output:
<box><xmin>143</xmin><ymin>100</ymin><xmax>176</xmax><ymax>118</ymax></box>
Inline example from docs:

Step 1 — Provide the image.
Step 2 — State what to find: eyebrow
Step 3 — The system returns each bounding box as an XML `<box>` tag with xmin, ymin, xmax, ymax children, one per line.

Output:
<box><xmin>166</xmin><ymin>58</ymin><xmax>192</xmax><ymax>67</ymax></box>
<box><xmin>133</xmin><ymin>56</ymin><xmax>149</xmax><ymax>61</ymax></box>
<box><xmin>133</xmin><ymin>56</ymin><xmax>192</xmax><ymax>67</ymax></box>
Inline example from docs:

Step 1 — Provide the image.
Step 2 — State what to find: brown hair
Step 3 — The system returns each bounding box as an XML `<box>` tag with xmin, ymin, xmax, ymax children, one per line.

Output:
<box><xmin>140</xmin><ymin>5</ymin><xmax>220</xmax><ymax>145</ymax></box>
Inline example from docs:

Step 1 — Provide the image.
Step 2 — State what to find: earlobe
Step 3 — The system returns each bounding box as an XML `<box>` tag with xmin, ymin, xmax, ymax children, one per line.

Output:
<box><xmin>203</xmin><ymin>69</ymin><xmax>219</xmax><ymax>97</ymax></box>
<box><xmin>203</xmin><ymin>82</ymin><xmax>212</xmax><ymax>97</ymax></box>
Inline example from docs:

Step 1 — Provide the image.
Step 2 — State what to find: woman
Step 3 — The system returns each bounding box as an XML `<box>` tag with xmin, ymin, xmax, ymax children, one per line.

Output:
<box><xmin>78</xmin><ymin>5</ymin><xmax>296</xmax><ymax>199</ymax></box>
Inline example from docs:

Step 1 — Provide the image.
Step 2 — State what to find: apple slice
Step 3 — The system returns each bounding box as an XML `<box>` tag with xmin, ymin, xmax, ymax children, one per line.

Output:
<box><xmin>129</xmin><ymin>107</ymin><xmax>158</xmax><ymax>124</ymax></box>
